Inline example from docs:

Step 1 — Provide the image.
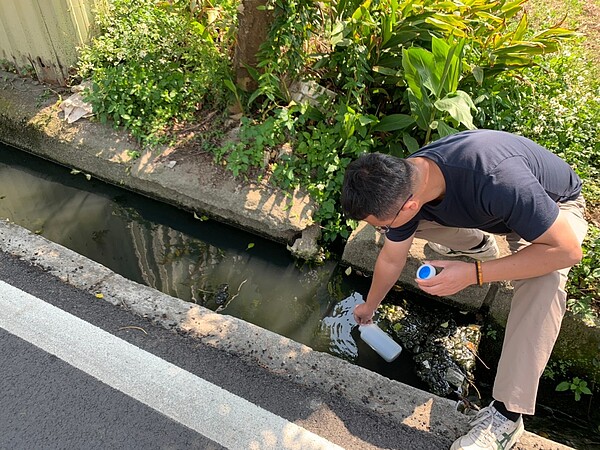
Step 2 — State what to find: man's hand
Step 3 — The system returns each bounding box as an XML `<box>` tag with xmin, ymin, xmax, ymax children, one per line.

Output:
<box><xmin>353</xmin><ymin>302</ymin><xmax>376</xmax><ymax>325</ymax></box>
<box><xmin>415</xmin><ymin>260</ymin><xmax>477</xmax><ymax>296</ymax></box>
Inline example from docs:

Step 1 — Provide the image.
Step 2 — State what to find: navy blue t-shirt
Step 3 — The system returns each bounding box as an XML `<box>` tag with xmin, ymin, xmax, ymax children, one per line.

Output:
<box><xmin>386</xmin><ymin>130</ymin><xmax>582</xmax><ymax>243</ymax></box>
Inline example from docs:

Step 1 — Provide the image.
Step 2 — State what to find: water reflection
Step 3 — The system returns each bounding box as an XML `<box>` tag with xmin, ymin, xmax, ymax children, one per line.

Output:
<box><xmin>0</xmin><ymin>145</ymin><xmax>339</xmax><ymax>351</ymax></box>
<box><xmin>321</xmin><ymin>292</ymin><xmax>363</xmax><ymax>359</ymax></box>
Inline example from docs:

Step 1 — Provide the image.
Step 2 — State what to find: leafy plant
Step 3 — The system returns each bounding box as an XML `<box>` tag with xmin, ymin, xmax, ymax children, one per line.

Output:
<box><xmin>402</xmin><ymin>36</ymin><xmax>474</xmax><ymax>144</ymax></box>
<box><xmin>220</xmin><ymin>0</ymin><xmax>575</xmax><ymax>244</ymax></box>
<box><xmin>556</xmin><ymin>377</ymin><xmax>593</xmax><ymax>401</ymax></box>
<box><xmin>567</xmin><ymin>224</ymin><xmax>600</xmax><ymax>321</ymax></box>
<box><xmin>77</xmin><ymin>0</ymin><xmax>236</xmax><ymax>145</ymax></box>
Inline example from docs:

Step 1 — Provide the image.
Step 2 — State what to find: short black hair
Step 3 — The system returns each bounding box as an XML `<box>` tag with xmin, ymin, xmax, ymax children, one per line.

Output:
<box><xmin>341</xmin><ymin>152</ymin><xmax>414</xmax><ymax>220</ymax></box>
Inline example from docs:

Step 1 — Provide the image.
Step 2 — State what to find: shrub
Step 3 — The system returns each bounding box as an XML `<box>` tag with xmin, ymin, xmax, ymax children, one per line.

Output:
<box><xmin>78</xmin><ymin>0</ymin><xmax>236</xmax><ymax>145</ymax></box>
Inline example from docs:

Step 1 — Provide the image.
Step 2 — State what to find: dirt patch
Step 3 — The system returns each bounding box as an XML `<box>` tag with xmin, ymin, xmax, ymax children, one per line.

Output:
<box><xmin>578</xmin><ymin>1</ymin><xmax>600</xmax><ymax>65</ymax></box>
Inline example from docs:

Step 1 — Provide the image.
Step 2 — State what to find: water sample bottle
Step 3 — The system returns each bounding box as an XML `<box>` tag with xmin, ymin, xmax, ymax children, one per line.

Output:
<box><xmin>416</xmin><ymin>263</ymin><xmax>436</xmax><ymax>280</ymax></box>
<box><xmin>359</xmin><ymin>324</ymin><xmax>402</xmax><ymax>362</ymax></box>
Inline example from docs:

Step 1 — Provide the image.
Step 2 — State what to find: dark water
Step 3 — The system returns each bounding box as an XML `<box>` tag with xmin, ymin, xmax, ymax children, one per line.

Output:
<box><xmin>0</xmin><ymin>143</ymin><xmax>426</xmax><ymax>388</ymax></box>
<box><xmin>1</xmin><ymin>143</ymin><xmax>598</xmax><ymax>448</ymax></box>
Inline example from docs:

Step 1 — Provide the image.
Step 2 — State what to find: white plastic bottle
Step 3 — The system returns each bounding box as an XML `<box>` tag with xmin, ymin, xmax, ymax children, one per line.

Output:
<box><xmin>359</xmin><ymin>324</ymin><xmax>402</xmax><ymax>362</ymax></box>
<box><xmin>416</xmin><ymin>263</ymin><xmax>436</xmax><ymax>280</ymax></box>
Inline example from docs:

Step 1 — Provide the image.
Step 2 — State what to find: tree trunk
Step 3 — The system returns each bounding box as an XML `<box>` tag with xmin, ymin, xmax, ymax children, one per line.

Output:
<box><xmin>233</xmin><ymin>0</ymin><xmax>273</xmax><ymax>92</ymax></box>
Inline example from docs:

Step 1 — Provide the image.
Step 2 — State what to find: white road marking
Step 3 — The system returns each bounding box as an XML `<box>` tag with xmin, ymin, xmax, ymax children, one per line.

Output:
<box><xmin>0</xmin><ymin>281</ymin><xmax>344</xmax><ymax>450</ymax></box>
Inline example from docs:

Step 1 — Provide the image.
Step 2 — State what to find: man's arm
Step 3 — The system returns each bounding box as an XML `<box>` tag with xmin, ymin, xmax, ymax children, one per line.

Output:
<box><xmin>417</xmin><ymin>210</ymin><xmax>583</xmax><ymax>297</ymax></box>
<box><xmin>354</xmin><ymin>234</ymin><xmax>414</xmax><ymax>324</ymax></box>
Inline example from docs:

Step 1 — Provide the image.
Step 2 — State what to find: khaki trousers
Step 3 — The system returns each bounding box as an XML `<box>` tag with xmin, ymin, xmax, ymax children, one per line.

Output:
<box><xmin>414</xmin><ymin>195</ymin><xmax>588</xmax><ymax>414</ymax></box>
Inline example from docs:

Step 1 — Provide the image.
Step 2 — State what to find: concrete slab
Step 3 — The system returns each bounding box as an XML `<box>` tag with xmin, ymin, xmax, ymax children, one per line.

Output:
<box><xmin>0</xmin><ymin>71</ymin><xmax>317</xmax><ymax>248</ymax></box>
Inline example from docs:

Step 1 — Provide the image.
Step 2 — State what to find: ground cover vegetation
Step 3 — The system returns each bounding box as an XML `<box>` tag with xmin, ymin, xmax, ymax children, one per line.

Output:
<box><xmin>77</xmin><ymin>0</ymin><xmax>599</xmax><ymax>407</ymax></box>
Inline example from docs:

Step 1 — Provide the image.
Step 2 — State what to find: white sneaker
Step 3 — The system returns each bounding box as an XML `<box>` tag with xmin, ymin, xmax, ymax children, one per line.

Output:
<box><xmin>450</xmin><ymin>402</ymin><xmax>525</xmax><ymax>450</ymax></box>
<box><xmin>427</xmin><ymin>235</ymin><xmax>499</xmax><ymax>261</ymax></box>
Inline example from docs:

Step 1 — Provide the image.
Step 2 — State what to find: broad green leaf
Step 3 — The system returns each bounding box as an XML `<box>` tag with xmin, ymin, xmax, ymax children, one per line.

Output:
<box><xmin>330</xmin><ymin>21</ymin><xmax>347</xmax><ymax>46</ymax></box>
<box><xmin>436</xmin><ymin>120</ymin><xmax>459</xmax><ymax>138</ymax></box>
<box><xmin>492</xmin><ymin>42</ymin><xmax>547</xmax><ymax>57</ymax></box>
<box><xmin>375</xmin><ymin>55</ymin><xmax>404</xmax><ymax>69</ymax></box>
<box><xmin>432</xmin><ymin>36</ymin><xmax>465</xmax><ymax>96</ymax></box>
<box><xmin>223</xmin><ymin>79</ymin><xmax>237</xmax><ymax>95</ymax></box>
<box><xmin>382</xmin><ymin>30</ymin><xmax>419</xmax><ymax>49</ymax></box>
<box><xmin>407</xmin><ymin>88</ymin><xmax>433</xmax><ymax>131</ymax></box>
<box><xmin>402</xmin><ymin>47</ymin><xmax>439</xmax><ymax>98</ymax></box>
<box><xmin>500</xmin><ymin>0</ymin><xmax>526</xmax><ymax>19</ymax></box>
<box><xmin>533</xmin><ymin>27</ymin><xmax>576</xmax><ymax>40</ymax></box>
<box><xmin>434</xmin><ymin>91</ymin><xmax>476</xmax><ymax>130</ymax></box>
<box><xmin>372</xmin><ymin>66</ymin><xmax>401</xmax><ymax>76</ymax></box>
<box><xmin>246</xmin><ymin>243</ymin><xmax>255</xmax><ymax>250</ymax></box>
<box><xmin>472</xmin><ymin>66</ymin><xmax>484</xmax><ymax>85</ymax></box>
<box><xmin>492</xmin><ymin>54</ymin><xmax>535</xmax><ymax>68</ymax></box>
<box><xmin>372</xmin><ymin>114</ymin><xmax>415</xmax><ymax>132</ymax></box>
<box><xmin>512</xmin><ymin>13</ymin><xmax>528</xmax><ymax>43</ymax></box>
<box><xmin>381</xmin><ymin>2</ymin><xmax>396</xmax><ymax>45</ymax></box>
<box><xmin>469</xmin><ymin>0</ymin><xmax>503</xmax><ymax>13</ymax></box>
<box><xmin>556</xmin><ymin>381</ymin><xmax>570</xmax><ymax>391</ymax></box>
<box><xmin>351</xmin><ymin>0</ymin><xmax>371</xmax><ymax>20</ymax></box>
<box><xmin>403</xmin><ymin>132</ymin><xmax>420</xmax><ymax>153</ymax></box>
<box><xmin>475</xmin><ymin>11</ymin><xmax>504</xmax><ymax>24</ymax></box>
<box><xmin>425</xmin><ymin>15</ymin><xmax>467</xmax><ymax>37</ymax></box>
<box><xmin>358</xmin><ymin>115</ymin><xmax>377</xmax><ymax>126</ymax></box>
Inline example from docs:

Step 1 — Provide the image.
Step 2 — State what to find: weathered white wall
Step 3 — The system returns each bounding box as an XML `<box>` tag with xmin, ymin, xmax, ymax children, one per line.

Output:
<box><xmin>0</xmin><ymin>0</ymin><xmax>102</xmax><ymax>85</ymax></box>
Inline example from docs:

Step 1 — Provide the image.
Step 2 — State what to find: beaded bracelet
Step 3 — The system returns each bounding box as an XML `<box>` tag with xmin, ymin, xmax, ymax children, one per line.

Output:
<box><xmin>475</xmin><ymin>260</ymin><xmax>483</xmax><ymax>286</ymax></box>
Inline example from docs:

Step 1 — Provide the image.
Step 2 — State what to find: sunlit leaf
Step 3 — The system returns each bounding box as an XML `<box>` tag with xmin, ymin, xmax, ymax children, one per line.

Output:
<box><xmin>434</xmin><ymin>90</ymin><xmax>476</xmax><ymax>130</ymax></box>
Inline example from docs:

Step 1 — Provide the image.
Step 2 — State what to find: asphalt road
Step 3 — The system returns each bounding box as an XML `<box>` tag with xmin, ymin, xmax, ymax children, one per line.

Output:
<box><xmin>0</xmin><ymin>251</ymin><xmax>450</xmax><ymax>450</ymax></box>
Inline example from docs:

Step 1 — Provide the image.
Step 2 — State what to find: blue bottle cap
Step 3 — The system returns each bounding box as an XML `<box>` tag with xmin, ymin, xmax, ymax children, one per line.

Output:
<box><xmin>416</xmin><ymin>264</ymin><xmax>435</xmax><ymax>280</ymax></box>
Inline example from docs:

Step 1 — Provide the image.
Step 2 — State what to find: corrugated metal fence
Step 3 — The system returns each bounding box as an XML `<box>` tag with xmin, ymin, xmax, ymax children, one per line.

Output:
<box><xmin>0</xmin><ymin>0</ymin><xmax>102</xmax><ymax>85</ymax></box>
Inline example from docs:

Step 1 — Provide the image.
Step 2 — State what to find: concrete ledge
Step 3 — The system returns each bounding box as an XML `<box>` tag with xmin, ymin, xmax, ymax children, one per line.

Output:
<box><xmin>0</xmin><ymin>71</ymin><xmax>316</xmax><ymax>247</ymax></box>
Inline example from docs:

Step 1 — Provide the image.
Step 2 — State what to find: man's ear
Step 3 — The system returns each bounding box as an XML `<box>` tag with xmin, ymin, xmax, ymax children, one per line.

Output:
<box><xmin>404</xmin><ymin>198</ymin><xmax>418</xmax><ymax>211</ymax></box>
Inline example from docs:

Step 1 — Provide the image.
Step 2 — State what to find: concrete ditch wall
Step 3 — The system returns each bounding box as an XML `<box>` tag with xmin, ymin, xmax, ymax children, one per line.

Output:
<box><xmin>0</xmin><ymin>69</ymin><xmax>598</xmax><ymax>387</ymax></box>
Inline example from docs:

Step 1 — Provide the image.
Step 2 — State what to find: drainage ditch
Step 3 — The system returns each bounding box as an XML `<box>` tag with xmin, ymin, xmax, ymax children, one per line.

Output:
<box><xmin>1</xmin><ymin>142</ymin><xmax>597</xmax><ymax>448</ymax></box>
